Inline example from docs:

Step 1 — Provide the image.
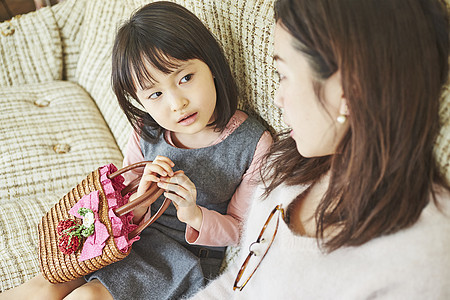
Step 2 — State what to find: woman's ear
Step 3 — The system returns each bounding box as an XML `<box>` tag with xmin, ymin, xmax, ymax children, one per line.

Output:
<box><xmin>339</xmin><ymin>98</ymin><xmax>349</xmax><ymax>116</ymax></box>
<box><xmin>337</xmin><ymin>98</ymin><xmax>349</xmax><ymax>124</ymax></box>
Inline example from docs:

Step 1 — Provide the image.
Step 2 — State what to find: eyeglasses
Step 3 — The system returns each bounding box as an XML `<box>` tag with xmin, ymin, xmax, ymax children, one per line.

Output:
<box><xmin>233</xmin><ymin>204</ymin><xmax>285</xmax><ymax>291</ymax></box>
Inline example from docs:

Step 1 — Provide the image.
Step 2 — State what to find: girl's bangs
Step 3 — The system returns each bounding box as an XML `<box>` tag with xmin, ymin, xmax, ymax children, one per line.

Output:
<box><xmin>130</xmin><ymin>45</ymin><xmax>184</xmax><ymax>92</ymax></box>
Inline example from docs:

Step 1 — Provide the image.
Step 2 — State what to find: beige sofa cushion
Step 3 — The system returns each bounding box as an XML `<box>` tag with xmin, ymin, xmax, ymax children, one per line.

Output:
<box><xmin>437</xmin><ymin>86</ymin><xmax>450</xmax><ymax>184</ymax></box>
<box><xmin>52</xmin><ymin>0</ymin><xmax>87</xmax><ymax>81</ymax></box>
<box><xmin>74</xmin><ymin>0</ymin><xmax>134</xmax><ymax>153</ymax></box>
<box><xmin>0</xmin><ymin>81</ymin><xmax>123</xmax><ymax>290</ymax></box>
<box><xmin>0</xmin><ymin>7</ymin><xmax>62</xmax><ymax>87</ymax></box>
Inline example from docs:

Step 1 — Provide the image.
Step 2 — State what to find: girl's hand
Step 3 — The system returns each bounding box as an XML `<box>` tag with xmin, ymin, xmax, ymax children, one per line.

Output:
<box><xmin>157</xmin><ymin>171</ymin><xmax>203</xmax><ymax>231</ymax></box>
<box><xmin>131</xmin><ymin>156</ymin><xmax>175</xmax><ymax>222</ymax></box>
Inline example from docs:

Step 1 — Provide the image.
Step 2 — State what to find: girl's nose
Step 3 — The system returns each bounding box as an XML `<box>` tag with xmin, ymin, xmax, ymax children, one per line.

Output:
<box><xmin>170</xmin><ymin>96</ymin><xmax>189</xmax><ymax>112</ymax></box>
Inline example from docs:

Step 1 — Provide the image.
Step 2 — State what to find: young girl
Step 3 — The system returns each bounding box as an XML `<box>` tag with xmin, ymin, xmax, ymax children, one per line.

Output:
<box><xmin>191</xmin><ymin>0</ymin><xmax>450</xmax><ymax>298</ymax></box>
<box><xmin>0</xmin><ymin>2</ymin><xmax>271</xmax><ymax>299</ymax></box>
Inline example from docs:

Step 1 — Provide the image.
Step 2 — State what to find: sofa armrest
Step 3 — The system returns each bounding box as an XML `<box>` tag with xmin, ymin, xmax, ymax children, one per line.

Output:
<box><xmin>0</xmin><ymin>6</ymin><xmax>62</xmax><ymax>87</ymax></box>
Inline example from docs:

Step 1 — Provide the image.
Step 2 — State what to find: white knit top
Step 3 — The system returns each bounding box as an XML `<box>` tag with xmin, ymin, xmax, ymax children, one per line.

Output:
<box><xmin>190</xmin><ymin>183</ymin><xmax>450</xmax><ymax>299</ymax></box>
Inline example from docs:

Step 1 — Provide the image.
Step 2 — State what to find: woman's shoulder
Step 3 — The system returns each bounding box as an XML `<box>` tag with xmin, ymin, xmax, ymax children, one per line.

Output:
<box><xmin>361</xmin><ymin>187</ymin><xmax>450</xmax><ymax>259</ymax></box>
<box><xmin>370</xmin><ymin>187</ymin><xmax>450</xmax><ymax>244</ymax></box>
<box><xmin>360</xmin><ymin>188</ymin><xmax>450</xmax><ymax>295</ymax></box>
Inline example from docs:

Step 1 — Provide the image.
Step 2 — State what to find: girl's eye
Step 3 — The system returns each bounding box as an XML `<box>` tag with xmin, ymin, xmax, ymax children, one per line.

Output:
<box><xmin>180</xmin><ymin>74</ymin><xmax>192</xmax><ymax>83</ymax></box>
<box><xmin>149</xmin><ymin>91</ymin><xmax>162</xmax><ymax>99</ymax></box>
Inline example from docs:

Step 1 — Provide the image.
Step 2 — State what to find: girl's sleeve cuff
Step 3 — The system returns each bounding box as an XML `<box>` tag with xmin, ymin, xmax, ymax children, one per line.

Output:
<box><xmin>185</xmin><ymin>206</ymin><xmax>208</xmax><ymax>244</ymax></box>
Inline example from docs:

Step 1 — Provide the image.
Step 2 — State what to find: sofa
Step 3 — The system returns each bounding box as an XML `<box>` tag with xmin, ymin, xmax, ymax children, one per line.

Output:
<box><xmin>0</xmin><ymin>0</ymin><xmax>448</xmax><ymax>293</ymax></box>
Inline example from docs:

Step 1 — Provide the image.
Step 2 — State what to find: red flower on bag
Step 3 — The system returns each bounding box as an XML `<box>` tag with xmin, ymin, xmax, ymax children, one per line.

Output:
<box><xmin>58</xmin><ymin>234</ymin><xmax>81</xmax><ymax>254</ymax></box>
<box><xmin>56</xmin><ymin>209</ymin><xmax>96</xmax><ymax>255</ymax></box>
<box><xmin>57</xmin><ymin>219</ymin><xmax>82</xmax><ymax>254</ymax></box>
<box><xmin>57</xmin><ymin>219</ymin><xmax>78</xmax><ymax>235</ymax></box>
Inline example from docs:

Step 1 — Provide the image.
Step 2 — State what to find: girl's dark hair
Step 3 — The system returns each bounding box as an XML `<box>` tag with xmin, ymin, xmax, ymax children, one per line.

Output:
<box><xmin>263</xmin><ymin>0</ymin><xmax>449</xmax><ymax>251</ymax></box>
<box><xmin>112</xmin><ymin>1</ymin><xmax>238</xmax><ymax>142</ymax></box>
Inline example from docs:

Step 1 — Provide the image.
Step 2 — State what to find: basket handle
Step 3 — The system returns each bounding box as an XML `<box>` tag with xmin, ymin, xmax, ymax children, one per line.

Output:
<box><xmin>107</xmin><ymin>161</ymin><xmax>171</xmax><ymax>239</ymax></box>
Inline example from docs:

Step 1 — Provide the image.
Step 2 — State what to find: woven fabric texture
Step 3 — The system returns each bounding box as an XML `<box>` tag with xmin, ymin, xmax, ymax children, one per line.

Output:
<box><xmin>0</xmin><ymin>7</ymin><xmax>62</xmax><ymax>87</ymax></box>
<box><xmin>74</xmin><ymin>0</ymin><xmax>133</xmax><ymax>153</ymax></box>
<box><xmin>52</xmin><ymin>0</ymin><xmax>86</xmax><ymax>81</ymax></box>
<box><xmin>436</xmin><ymin>86</ymin><xmax>450</xmax><ymax>184</ymax></box>
<box><xmin>38</xmin><ymin>169</ymin><xmax>130</xmax><ymax>284</ymax></box>
<box><xmin>0</xmin><ymin>81</ymin><xmax>123</xmax><ymax>291</ymax></box>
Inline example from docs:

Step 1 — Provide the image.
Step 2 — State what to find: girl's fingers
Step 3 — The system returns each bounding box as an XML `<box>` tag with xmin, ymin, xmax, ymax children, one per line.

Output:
<box><xmin>158</xmin><ymin>180</ymin><xmax>185</xmax><ymax>195</ymax></box>
<box><xmin>157</xmin><ymin>173</ymin><xmax>189</xmax><ymax>192</ymax></box>
<box><xmin>171</xmin><ymin>198</ymin><xmax>179</xmax><ymax>210</ymax></box>
<box><xmin>153</xmin><ymin>161</ymin><xmax>174</xmax><ymax>177</ymax></box>
<box><xmin>167</xmin><ymin>171</ymin><xmax>191</xmax><ymax>186</ymax></box>
<box><xmin>141</xmin><ymin>174</ymin><xmax>159</xmax><ymax>183</ymax></box>
<box><xmin>137</xmin><ymin>172</ymin><xmax>161</xmax><ymax>195</ymax></box>
<box><xmin>137</xmin><ymin>167</ymin><xmax>169</xmax><ymax>196</ymax></box>
<box><xmin>164</xmin><ymin>191</ymin><xmax>184</xmax><ymax>206</ymax></box>
<box><xmin>142</xmin><ymin>161</ymin><xmax>173</xmax><ymax>178</ymax></box>
<box><xmin>134</xmin><ymin>156</ymin><xmax>175</xmax><ymax>199</ymax></box>
<box><xmin>158</xmin><ymin>172</ymin><xmax>196</xmax><ymax>206</ymax></box>
<box><xmin>154</xmin><ymin>155</ymin><xmax>175</xmax><ymax>167</ymax></box>
<box><xmin>153</xmin><ymin>156</ymin><xmax>175</xmax><ymax>176</ymax></box>
<box><xmin>136</xmin><ymin>176</ymin><xmax>153</xmax><ymax>196</ymax></box>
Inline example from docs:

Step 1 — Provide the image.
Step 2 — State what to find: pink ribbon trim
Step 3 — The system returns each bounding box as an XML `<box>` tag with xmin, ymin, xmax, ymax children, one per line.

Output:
<box><xmin>99</xmin><ymin>164</ymin><xmax>140</xmax><ymax>251</ymax></box>
<box><xmin>68</xmin><ymin>191</ymin><xmax>109</xmax><ymax>262</ymax></box>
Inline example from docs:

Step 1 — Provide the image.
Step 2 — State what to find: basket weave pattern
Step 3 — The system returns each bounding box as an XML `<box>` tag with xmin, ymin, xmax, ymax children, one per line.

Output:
<box><xmin>38</xmin><ymin>168</ymin><xmax>130</xmax><ymax>283</ymax></box>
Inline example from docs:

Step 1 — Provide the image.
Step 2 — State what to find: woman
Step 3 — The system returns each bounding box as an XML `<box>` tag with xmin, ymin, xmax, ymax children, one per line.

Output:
<box><xmin>191</xmin><ymin>0</ymin><xmax>450</xmax><ymax>298</ymax></box>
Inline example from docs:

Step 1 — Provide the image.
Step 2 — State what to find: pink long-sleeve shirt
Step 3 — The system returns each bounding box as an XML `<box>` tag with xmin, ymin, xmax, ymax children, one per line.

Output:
<box><xmin>122</xmin><ymin>110</ymin><xmax>272</xmax><ymax>246</ymax></box>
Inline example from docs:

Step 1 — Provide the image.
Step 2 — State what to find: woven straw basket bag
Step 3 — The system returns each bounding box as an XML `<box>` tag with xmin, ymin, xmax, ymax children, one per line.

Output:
<box><xmin>38</xmin><ymin>161</ymin><xmax>170</xmax><ymax>283</ymax></box>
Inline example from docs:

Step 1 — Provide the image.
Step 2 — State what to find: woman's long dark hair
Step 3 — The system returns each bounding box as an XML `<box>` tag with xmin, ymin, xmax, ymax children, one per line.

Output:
<box><xmin>262</xmin><ymin>0</ymin><xmax>450</xmax><ymax>251</ymax></box>
<box><xmin>112</xmin><ymin>1</ymin><xmax>238</xmax><ymax>142</ymax></box>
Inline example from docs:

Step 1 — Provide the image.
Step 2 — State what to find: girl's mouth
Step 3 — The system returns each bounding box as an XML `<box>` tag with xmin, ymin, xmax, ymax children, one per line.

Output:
<box><xmin>177</xmin><ymin>112</ymin><xmax>198</xmax><ymax>125</ymax></box>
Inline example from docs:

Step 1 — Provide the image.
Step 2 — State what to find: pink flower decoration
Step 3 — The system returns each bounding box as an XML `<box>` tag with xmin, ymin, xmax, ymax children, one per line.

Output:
<box><xmin>68</xmin><ymin>191</ymin><xmax>108</xmax><ymax>262</ymax></box>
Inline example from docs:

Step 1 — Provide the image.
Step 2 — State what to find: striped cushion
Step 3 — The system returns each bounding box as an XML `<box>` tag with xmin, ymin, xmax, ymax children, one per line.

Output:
<box><xmin>0</xmin><ymin>7</ymin><xmax>62</xmax><ymax>86</ymax></box>
<box><xmin>0</xmin><ymin>81</ymin><xmax>123</xmax><ymax>290</ymax></box>
<box><xmin>436</xmin><ymin>86</ymin><xmax>450</xmax><ymax>184</ymax></box>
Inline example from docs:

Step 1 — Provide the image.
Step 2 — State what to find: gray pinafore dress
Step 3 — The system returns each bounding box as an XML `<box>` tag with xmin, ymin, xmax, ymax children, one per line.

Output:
<box><xmin>85</xmin><ymin>115</ymin><xmax>265</xmax><ymax>299</ymax></box>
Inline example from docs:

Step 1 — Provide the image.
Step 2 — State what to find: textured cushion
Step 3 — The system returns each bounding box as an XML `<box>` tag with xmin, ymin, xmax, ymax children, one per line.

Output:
<box><xmin>0</xmin><ymin>81</ymin><xmax>123</xmax><ymax>291</ymax></box>
<box><xmin>0</xmin><ymin>7</ymin><xmax>62</xmax><ymax>87</ymax></box>
<box><xmin>436</xmin><ymin>86</ymin><xmax>450</xmax><ymax>184</ymax></box>
<box><xmin>52</xmin><ymin>0</ymin><xmax>86</xmax><ymax>81</ymax></box>
<box><xmin>74</xmin><ymin>0</ymin><xmax>133</xmax><ymax>153</ymax></box>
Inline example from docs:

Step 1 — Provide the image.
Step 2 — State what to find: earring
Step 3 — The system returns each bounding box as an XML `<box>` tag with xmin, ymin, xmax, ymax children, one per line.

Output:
<box><xmin>337</xmin><ymin>115</ymin><xmax>347</xmax><ymax>124</ymax></box>
<box><xmin>337</xmin><ymin>102</ymin><xmax>348</xmax><ymax>124</ymax></box>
